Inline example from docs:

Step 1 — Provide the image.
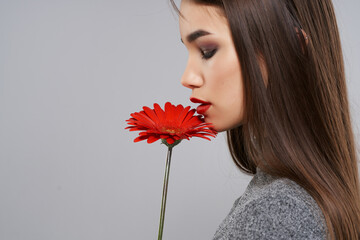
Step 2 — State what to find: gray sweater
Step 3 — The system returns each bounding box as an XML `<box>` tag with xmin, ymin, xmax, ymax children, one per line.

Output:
<box><xmin>213</xmin><ymin>168</ymin><xmax>328</xmax><ymax>239</ymax></box>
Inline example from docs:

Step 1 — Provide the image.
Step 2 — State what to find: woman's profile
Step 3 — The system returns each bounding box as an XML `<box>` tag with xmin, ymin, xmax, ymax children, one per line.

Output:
<box><xmin>171</xmin><ymin>0</ymin><xmax>360</xmax><ymax>239</ymax></box>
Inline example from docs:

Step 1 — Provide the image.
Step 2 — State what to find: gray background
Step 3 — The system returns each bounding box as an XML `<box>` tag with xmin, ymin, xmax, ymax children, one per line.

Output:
<box><xmin>0</xmin><ymin>0</ymin><xmax>359</xmax><ymax>239</ymax></box>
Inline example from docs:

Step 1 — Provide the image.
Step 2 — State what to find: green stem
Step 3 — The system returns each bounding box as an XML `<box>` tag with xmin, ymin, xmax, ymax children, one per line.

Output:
<box><xmin>158</xmin><ymin>146</ymin><xmax>173</xmax><ymax>240</ymax></box>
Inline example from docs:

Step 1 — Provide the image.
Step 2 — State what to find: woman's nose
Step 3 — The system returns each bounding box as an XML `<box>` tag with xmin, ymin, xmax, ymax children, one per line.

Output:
<box><xmin>181</xmin><ymin>59</ymin><xmax>204</xmax><ymax>89</ymax></box>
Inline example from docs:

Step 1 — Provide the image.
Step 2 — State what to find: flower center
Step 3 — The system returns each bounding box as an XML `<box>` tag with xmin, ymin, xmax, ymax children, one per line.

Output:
<box><xmin>162</xmin><ymin>127</ymin><xmax>182</xmax><ymax>135</ymax></box>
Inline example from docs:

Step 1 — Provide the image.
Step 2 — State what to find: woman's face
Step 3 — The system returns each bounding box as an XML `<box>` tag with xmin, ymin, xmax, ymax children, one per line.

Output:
<box><xmin>179</xmin><ymin>0</ymin><xmax>246</xmax><ymax>132</ymax></box>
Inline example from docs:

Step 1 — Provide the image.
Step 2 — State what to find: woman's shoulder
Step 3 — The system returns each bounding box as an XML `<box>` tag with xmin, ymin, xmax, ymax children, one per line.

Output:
<box><xmin>246</xmin><ymin>169</ymin><xmax>322</xmax><ymax>213</ymax></box>
<box><xmin>213</xmin><ymin>169</ymin><xmax>328</xmax><ymax>240</ymax></box>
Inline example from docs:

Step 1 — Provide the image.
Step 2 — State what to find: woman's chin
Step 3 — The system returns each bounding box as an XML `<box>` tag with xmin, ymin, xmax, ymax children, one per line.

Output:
<box><xmin>206</xmin><ymin>119</ymin><xmax>243</xmax><ymax>133</ymax></box>
<box><xmin>206</xmin><ymin>121</ymin><xmax>227</xmax><ymax>133</ymax></box>
<box><xmin>203</xmin><ymin>117</ymin><xmax>221</xmax><ymax>132</ymax></box>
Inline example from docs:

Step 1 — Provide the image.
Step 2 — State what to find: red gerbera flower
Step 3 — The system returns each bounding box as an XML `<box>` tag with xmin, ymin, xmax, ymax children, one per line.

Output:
<box><xmin>125</xmin><ymin>102</ymin><xmax>217</xmax><ymax>146</ymax></box>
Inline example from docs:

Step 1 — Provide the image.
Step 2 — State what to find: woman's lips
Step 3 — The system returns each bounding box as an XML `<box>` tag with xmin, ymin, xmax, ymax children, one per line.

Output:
<box><xmin>196</xmin><ymin>104</ymin><xmax>211</xmax><ymax>115</ymax></box>
<box><xmin>190</xmin><ymin>97</ymin><xmax>211</xmax><ymax>115</ymax></box>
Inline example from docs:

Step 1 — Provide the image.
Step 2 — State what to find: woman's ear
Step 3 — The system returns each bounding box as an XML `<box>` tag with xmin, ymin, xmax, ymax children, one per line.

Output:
<box><xmin>302</xmin><ymin>29</ymin><xmax>309</xmax><ymax>45</ymax></box>
<box><xmin>257</xmin><ymin>55</ymin><xmax>268</xmax><ymax>88</ymax></box>
<box><xmin>295</xmin><ymin>27</ymin><xmax>309</xmax><ymax>53</ymax></box>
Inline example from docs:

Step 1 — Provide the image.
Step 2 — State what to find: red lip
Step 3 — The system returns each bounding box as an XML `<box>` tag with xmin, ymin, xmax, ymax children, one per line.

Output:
<box><xmin>190</xmin><ymin>97</ymin><xmax>211</xmax><ymax>104</ymax></box>
<box><xmin>190</xmin><ymin>97</ymin><xmax>211</xmax><ymax>115</ymax></box>
<box><xmin>196</xmin><ymin>104</ymin><xmax>211</xmax><ymax>115</ymax></box>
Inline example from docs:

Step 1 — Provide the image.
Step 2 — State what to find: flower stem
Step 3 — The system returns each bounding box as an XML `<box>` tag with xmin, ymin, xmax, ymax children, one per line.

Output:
<box><xmin>158</xmin><ymin>146</ymin><xmax>173</xmax><ymax>240</ymax></box>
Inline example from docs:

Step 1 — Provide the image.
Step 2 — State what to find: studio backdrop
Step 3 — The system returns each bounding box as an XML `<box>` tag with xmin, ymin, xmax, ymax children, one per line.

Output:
<box><xmin>0</xmin><ymin>0</ymin><xmax>359</xmax><ymax>239</ymax></box>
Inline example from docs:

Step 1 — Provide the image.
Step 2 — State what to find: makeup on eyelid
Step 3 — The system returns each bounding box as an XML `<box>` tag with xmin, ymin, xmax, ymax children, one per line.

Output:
<box><xmin>201</xmin><ymin>48</ymin><xmax>217</xmax><ymax>59</ymax></box>
<box><xmin>199</xmin><ymin>43</ymin><xmax>218</xmax><ymax>59</ymax></box>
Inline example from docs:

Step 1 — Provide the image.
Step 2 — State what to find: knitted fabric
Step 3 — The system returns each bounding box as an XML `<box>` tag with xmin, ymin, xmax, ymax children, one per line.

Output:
<box><xmin>213</xmin><ymin>168</ymin><xmax>328</xmax><ymax>240</ymax></box>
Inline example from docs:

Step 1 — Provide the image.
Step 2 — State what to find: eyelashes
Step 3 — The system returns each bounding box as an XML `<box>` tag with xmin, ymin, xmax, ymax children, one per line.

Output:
<box><xmin>200</xmin><ymin>48</ymin><xmax>217</xmax><ymax>60</ymax></box>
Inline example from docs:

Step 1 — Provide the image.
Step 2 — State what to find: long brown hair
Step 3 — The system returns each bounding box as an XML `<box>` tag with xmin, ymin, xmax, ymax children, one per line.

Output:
<box><xmin>171</xmin><ymin>0</ymin><xmax>360</xmax><ymax>239</ymax></box>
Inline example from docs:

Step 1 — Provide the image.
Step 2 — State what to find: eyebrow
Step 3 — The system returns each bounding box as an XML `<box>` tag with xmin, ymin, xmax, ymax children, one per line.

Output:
<box><xmin>181</xmin><ymin>29</ymin><xmax>211</xmax><ymax>43</ymax></box>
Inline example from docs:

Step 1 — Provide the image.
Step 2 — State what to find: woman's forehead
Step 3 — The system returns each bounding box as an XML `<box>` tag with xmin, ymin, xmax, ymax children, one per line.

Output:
<box><xmin>179</xmin><ymin>1</ymin><xmax>227</xmax><ymax>37</ymax></box>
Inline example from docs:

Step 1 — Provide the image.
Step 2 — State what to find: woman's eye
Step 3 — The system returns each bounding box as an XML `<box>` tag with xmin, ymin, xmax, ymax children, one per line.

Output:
<box><xmin>201</xmin><ymin>48</ymin><xmax>217</xmax><ymax>60</ymax></box>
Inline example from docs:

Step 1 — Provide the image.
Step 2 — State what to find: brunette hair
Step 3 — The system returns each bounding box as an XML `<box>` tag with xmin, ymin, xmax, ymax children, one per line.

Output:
<box><xmin>171</xmin><ymin>0</ymin><xmax>360</xmax><ymax>239</ymax></box>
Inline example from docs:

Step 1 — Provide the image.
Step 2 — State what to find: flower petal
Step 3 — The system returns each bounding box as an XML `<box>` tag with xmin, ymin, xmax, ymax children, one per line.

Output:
<box><xmin>130</xmin><ymin>112</ymin><xmax>156</xmax><ymax>129</ymax></box>
<box><xmin>176</xmin><ymin>105</ymin><xmax>190</xmax><ymax>125</ymax></box>
<box><xmin>154</xmin><ymin>103</ymin><xmax>165</xmax><ymax>121</ymax></box>
<box><xmin>166</xmin><ymin>137</ymin><xmax>175</xmax><ymax>145</ymax></box>
<box><xmin>134</xmin><ymin>135</ymin><xmax>149</xmax><ymax>142</ymax></box>
<box><xmin>165</xmin><ymin>102</ymin><xmax>176</xmax><ymax>125</ymax></box>
<box><xmin>143</xmin><ymin>106</ymin><xmax>159</xmax><ymax>124</ymax></box>
<box><xmin>180</xmin><ymin>109</ymin><xmax>196</xmax><ymax>126</ymax></box>
<box><xmin>147</xmin><ymin>135</ymin><xmax>160</xmax><ymax>143</ymax></box>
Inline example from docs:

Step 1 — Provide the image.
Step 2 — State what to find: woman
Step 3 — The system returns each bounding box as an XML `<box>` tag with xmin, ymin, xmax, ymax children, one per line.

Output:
<box><xmin>171</xmin><ymin>0</ymin><xmax>360</xmax><ymax>239</ymax></box>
